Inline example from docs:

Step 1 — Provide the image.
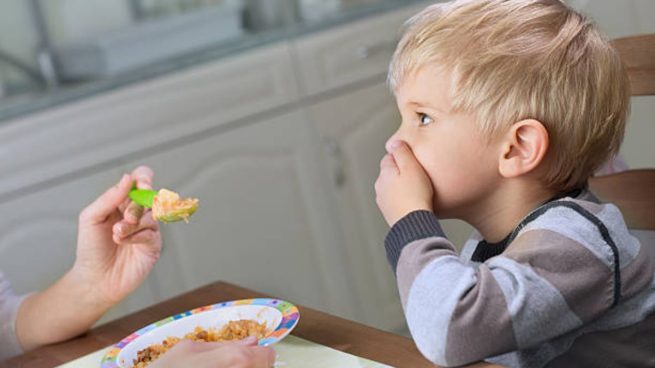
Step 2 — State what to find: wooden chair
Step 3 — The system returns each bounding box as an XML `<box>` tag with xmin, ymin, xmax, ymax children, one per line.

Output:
<box><xmin>611</xmin><ymin>33</ymin><xmax>655</xmax><ymax>96</ymax></box>
<box><xmin>588</xmin><ymin>34</ymin><xmax>655</xmax><ymax>231</ymax></box>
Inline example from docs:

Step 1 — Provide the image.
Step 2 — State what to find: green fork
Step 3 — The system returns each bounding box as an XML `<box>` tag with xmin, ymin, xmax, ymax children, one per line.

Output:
<box><xmin>128</xmin><ymin>188</ymin><xmax>158</xmax><ymax>208</ymax></box>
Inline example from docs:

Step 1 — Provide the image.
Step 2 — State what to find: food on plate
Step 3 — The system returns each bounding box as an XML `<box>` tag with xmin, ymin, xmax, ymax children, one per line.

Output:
<box><xmin>133</xmin><ymin>320</ymin><xmax>269</xmax><ymax>367</ymax></box>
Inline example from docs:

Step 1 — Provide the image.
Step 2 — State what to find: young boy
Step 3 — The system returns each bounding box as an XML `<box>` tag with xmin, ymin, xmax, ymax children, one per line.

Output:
<box><xmin>375</xmin><ymin>1</ymin><xmax>655</xmax><ymax>367</ymax></box>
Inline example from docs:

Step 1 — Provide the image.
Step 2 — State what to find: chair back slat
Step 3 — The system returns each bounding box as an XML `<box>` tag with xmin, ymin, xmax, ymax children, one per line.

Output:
<box><xmin>589</xmin><ymin>170</ymin><xmax>655</xmax><ymax>231</ymax></box>
<box><xmin>589</xmin><ymin>35</ymin><xmax>655</xmax><ymax>231</ymax></box>
<box><xmin>612</xmin><ymin>34</ymin><xmax>655</xmax><ymax>96</ymax></box>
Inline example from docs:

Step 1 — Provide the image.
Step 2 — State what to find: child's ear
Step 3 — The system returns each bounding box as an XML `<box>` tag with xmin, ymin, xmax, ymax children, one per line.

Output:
<box><xmin>498</xmin><ymin>119</ymin><xmax>549</xmax><ymax>178</ymax></box>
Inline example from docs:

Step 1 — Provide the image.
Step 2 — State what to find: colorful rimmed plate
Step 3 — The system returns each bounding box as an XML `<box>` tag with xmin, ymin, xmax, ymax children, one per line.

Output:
<box><xmin>101</xmin><ymin>298</ymin><xmax>300</xmax><ymax>368</ymax></box>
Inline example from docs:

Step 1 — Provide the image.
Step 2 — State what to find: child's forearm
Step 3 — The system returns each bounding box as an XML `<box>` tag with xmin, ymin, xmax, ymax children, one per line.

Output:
<box><xmin>385</xmin><ymin>210</ymin><xmax>478</xmax><ymax>365</ymax></box>
<box><xmin>387</xmin><ymin>211</ymin><xmax>532</xmax><ymax>366</ymax></box>
<box><xmin>14</xmin><ymin>268</ymin><xmax>113</xmax><ymax>351</ymax></box>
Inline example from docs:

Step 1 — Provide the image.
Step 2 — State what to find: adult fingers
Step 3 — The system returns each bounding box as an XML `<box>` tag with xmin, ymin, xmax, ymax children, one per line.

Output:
<box><xmin>132</xmin><ymin>165</ymin><xmax>154</xmax><ymax>190</ymax></box>
<box><xmin>209</xmin><ymin>345</ymin><xmax>276</xmax><ymax>368</ymax></box>
<box><xmin>113</xmin><ymin>211</ymin><xmax>158</xmax><ymax>240</ymax></box>
<box><xmin>123</xmin><ymin>202</ymin><xmax>145</xmax><ymax>225</ymax></box>
<box><xmin>179</xmin><ymin>337</ymin><xmax>258</xmax><ymax>354</ymax></box>
<box><xmin>80</xmin><ymin>174</ymin><xmax>131</xmax><ymax>225</ymax></box>
<box><xmin>123</xmin><ymin>166</ymin><xmax>154</xmax><ymax>224</ymax></box>
<box><xmin>113</xmin><ymin>228</ymin><xmax>159</xmax><ymax>246</ymax></box>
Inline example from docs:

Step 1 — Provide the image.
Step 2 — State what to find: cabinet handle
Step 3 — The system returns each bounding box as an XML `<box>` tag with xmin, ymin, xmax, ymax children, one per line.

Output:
<box><xmin>324</xmin><ymin>138</ymin><xmax>346</xmax><ymax>188</ymax></box>
<box><xmin>355</xmin><ymin>39</ymin><xmax>399</xmax><ymax>60</ymax></box>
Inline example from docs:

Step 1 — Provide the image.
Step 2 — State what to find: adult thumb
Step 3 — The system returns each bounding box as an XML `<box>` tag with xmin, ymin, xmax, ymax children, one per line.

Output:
<box><xmin>81</xmin><ymin>174</ymin><xmax>131</xmax><ymax>224</ymax></box>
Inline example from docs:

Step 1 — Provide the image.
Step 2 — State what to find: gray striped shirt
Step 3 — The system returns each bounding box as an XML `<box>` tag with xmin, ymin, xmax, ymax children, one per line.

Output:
<box><xmin>385</xmin><ymin>195</ymin><xmax>655</xmax><ymax>367</ymax></box>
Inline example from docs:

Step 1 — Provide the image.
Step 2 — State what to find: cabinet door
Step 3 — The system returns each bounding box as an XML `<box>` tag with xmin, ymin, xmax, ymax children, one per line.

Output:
<box><xmin>0</xmin><ymin>43</ymin><xmax>299</xmax><ymax>201</ymax></box>
<box><xmin>308</xmin><ymin>82</ymin><xmax>406</xmax><ymax>331</ymax></box>
<box><xmin>122</xmin><ymin>110</ymin><xmax>357</xmax><ymax>319</ymax></box>
<box><xmin>292</xmin><ymin>2</ymin><xmax>432</xmax><ymax>96</ymax></box>
<box><xmin>0</xmin><ymin>167</ymin><xmax>161</xmax><ymax>324</ymax></box>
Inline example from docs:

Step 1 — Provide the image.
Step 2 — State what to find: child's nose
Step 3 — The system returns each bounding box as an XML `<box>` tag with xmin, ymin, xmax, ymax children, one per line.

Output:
<box><xmin>385</xmin><ymin>131</ymin><xmax>405</xmax><ymax>153</ymax></box>
<box><xmin>385</xmin><ymin>136</ymin><xmax>398</xmax><ymax>153</ymax></box>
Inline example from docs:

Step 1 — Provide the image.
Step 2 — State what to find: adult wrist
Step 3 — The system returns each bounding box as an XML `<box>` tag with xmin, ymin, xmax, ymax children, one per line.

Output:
<box><xmin>65</xmin><ymin>266</ymin><xmax>115</xmax><ymax>312</ymax></box>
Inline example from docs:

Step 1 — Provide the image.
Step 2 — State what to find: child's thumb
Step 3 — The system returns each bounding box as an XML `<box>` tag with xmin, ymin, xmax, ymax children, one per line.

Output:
<box><xmin>81</xmin><ymin>174</ymin><xmax>131</xmax><ymax>224</ymax></box>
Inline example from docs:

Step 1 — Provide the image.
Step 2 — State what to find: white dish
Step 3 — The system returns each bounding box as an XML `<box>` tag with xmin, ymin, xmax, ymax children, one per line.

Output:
<box><xmin>101</xmin><ymin>298</ymin><xmax>300</xmax><ymax>368</ymax></box>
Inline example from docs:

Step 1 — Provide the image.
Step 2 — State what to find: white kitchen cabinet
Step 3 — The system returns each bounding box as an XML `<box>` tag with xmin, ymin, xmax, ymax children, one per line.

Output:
<box><xmin>0</xmin><ymin>43</ymin><xmax>299</xmax><ymax>200</ymax></box>
<box><xmin>308</xmin><ymin>82</ymin><xmax>406</xmax><ymax>331</ymax></box>
<box><xmin>121</xmin><ymin>110</ymin><xmax>358</xmax><ymax>320</ymax></box>
<box><xmin>0</xmin><ymin>168</ymin><xmax>118</xmax><ymax>295</ymax></box>
<box><xmin>293</xmin><ymin>2</ymin><xmax>429</xmax><ymax>96</ymax></box>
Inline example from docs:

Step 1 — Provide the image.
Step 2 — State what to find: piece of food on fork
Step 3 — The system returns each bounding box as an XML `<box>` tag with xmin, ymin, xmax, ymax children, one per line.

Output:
<box><xmin>129</xmin><ymin>188</ymin><xmax>199</xmax><ymax>223</ymax></box>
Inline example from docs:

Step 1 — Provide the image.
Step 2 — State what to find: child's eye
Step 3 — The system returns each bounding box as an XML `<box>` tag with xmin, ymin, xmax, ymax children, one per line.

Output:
<box><xmin>418</xmin><ymin>113</ymin><xmax>434</xmax><ymax>126</ymax></box>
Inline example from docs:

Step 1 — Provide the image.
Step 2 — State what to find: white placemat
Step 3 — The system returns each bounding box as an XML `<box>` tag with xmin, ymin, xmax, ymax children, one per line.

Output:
<box><xmin>56</xmin><ymin>335</ymin><xmax>393</xmax><ymax>368</ymax></box>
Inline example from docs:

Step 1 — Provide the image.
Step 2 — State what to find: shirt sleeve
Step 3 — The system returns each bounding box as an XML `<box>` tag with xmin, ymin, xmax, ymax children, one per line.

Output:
<box><xmin>0</xmin><ymin>271</ymin><xmax>27</xmax><ymax>361</ymax></box>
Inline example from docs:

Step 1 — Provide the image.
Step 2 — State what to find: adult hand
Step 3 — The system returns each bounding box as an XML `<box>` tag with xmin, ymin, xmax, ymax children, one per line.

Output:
<box><xmin>151</xmin><ymin>337</ymin><xmax>276</xmax><ymax>368</ymax></box>
<box><xmin>15</xmin><ymin>166</ymin><xmax>163</xmax><ymax>351</ymax></box>
<box><xmin>73</xmin><ymin>166</ymin><xmax>162</xmax><ymax>307</ymax></box>
<box><xmin>375</xmin><ymin>140</ymin><xmax>434</xmax><ymax>226</ymax></box>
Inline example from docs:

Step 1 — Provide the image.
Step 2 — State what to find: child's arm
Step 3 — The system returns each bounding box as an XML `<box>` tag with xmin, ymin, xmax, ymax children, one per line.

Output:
<box><xmin>386</xmin><ymin>205</ymin><xmax>652</xmax><ymax>367</ymax></box>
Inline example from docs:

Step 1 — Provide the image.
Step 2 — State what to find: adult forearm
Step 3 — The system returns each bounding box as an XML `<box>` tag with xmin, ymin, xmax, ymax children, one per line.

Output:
<box><xmin>14</xmin><ymin>268</ymin><xmax>113</xmax><ymax>351</ymax></box>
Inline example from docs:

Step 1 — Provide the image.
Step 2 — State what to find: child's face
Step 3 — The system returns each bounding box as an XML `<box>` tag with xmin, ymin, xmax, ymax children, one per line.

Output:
<box><xmin>387</xmin><ymin>64</ymin><xmax>502</xmax><ymax>219</ymax></box>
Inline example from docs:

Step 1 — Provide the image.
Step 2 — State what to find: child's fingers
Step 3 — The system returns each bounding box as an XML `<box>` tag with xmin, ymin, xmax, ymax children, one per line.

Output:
<box><xmin>380</xmin><ymin>153</ymin><xmax>399</xmax><ymax>174</ymax></box>
<box><xmin>389</xmin><ymin>141</ymin><xmax>419</xmax><ymax>172</ymax></box>
<box><xmin>80</xmin><ymin>174</ymin><xmax>131</xmax><ymax>225</ymax></box>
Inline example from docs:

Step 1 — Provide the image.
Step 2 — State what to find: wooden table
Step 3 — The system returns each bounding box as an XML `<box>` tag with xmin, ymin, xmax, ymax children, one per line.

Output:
<box><xmin>2</xmin><ymin>281</ymin><xmax>499</xmax><ymax>368</ymax></box>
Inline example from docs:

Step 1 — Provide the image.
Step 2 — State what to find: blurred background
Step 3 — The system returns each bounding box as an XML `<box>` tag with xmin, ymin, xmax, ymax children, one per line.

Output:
<box><xmin>0</xmin><ymin>0</ymin><xmax>653</xmax><ymax>334</ymax></box>
<box><xmin>0</xmin><ymin>0</ymin><xmax>380</xmax><ymax>102</ymax></box>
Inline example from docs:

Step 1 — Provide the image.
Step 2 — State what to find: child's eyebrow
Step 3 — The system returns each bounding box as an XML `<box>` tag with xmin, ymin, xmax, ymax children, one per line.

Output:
<box><xmin>409</xmin><ymin>100</ymin><xmax>446</xmax><ymax>113</ymax></box>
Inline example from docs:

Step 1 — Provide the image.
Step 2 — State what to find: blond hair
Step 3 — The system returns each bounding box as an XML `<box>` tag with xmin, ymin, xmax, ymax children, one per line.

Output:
<box><xmin>389</xmin><ymin>0</ymin><xmax>630</xmax><ymax>191</ymax></box>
